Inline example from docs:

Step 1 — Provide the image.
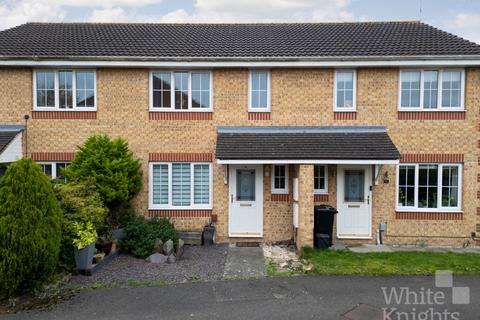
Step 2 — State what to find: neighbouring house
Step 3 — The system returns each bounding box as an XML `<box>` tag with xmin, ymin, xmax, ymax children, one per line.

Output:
<box><xmin>0</xmin><ymin>21</ymin><xmax>479</xmax><ymax>248</ymax></box>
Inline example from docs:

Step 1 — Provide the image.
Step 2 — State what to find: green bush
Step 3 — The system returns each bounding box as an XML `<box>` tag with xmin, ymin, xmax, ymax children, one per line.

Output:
<box><xmin>123</xmin><ymin>215</ymin><xmax>178</xmax><ymax>258</ymax></box>
<box><xmin>0</xmin><ymin>159</ymin><xmax>62</xmax><ymax>295</ymax></box>
<box><xmin>55</xmin><ymin>179</ymin><xmax>108</xmax><ymax>269</ymax></box>
<box><xmin>72</xmin><ymin>222</ymin><xmax>97</xmax><ymax>250</ymax></box>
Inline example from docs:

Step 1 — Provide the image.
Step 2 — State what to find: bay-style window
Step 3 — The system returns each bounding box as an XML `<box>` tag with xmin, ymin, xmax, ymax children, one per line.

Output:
<box><xmin>397</xmin><ymin>164</ymin><xmax>462</xmax><ymax>211</ymax></box>
<box><xmin>150</xmin><ymin>71</ymin><xmax>212</xmax><ymax>111</ymax></box>
<box><xmin>314</xmin><ymin>165</ymin><xmax>328</xmax><ymax>194</ymax></box>
<box><xmin>399</xmin><ymin>69</ymin><xmax>464</xmax><ymax>110</ymax></box>
<box><xmin>34</xmin><ymin>70</ymin><xmax>96</xmax><ymax>110</ymax></box>
<box><xmin>334</xmin><ymin>70</ymin><xmax>356</xmax><ymax>111</ymax></box>
<box><xmin>150</xmin><ymin>162</ymin><xmax>212</xmax><ymax>209</ymax></box>
<box><xmin>271</xmin><ymin>165</ymin><xmax>288</xmax><ymax>194</ymax></box>
<box><xmin>248</xmin><ymin>70</ymin><xmax>270</xmax><ymax>111</ymax></box>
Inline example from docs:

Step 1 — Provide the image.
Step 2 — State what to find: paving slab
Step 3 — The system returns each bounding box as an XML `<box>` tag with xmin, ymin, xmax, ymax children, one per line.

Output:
<box><xmin>223</xmin><ymin>246</ymin><xmax>265</xmax><ymax>279</ymax></box>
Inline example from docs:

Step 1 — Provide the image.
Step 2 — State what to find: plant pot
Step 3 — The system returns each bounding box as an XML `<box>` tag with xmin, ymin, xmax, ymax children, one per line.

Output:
<box><xmin>74</xmin><ymin>243</ymin><xmax>95</xmax><ymax>270</ymax></box>
<box><xmin>202</xmin><ymin>225</ymin><xmax>216</xmax><ymax>246</ymax></box>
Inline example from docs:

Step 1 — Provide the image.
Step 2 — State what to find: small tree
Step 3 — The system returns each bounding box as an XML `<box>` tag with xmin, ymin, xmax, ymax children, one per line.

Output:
<box><xmin>0</xmin><ymin>159</ymin><xmax>62</xmax><ymax>295</ymax></box>
<box><xmin>55</xmin><ymin>178</ymin><xmax>108</xmax><ymax>269</ymax></box>
<box><xmin>65</xmin><ymin>135</ymin><xmax>142</xmax><ymax>225</ymax></box>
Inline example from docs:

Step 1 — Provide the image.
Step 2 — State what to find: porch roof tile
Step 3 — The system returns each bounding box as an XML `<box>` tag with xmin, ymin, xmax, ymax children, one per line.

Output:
<box><xmin>215</xmin><ymin>126</ymin><xmax>400</xmax><ymax>161</ymax></box>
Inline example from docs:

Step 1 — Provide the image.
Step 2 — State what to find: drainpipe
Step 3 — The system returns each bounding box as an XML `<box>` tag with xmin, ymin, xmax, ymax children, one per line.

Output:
<box><xmin>23</xmin><ymin>114</ymin><xmax>29</xmax><ymax>158</ymax></box>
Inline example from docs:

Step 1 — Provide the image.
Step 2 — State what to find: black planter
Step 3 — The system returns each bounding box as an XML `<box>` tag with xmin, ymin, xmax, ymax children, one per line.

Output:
<box><xmin>74</xmin><ymin>243</ymin><xmax>95</xmax><ymax>270</ymax></box>
<box><xmin>202</xmin><ymin>226</ymin><xmax>215</xmax><ymax>246</ymax></box>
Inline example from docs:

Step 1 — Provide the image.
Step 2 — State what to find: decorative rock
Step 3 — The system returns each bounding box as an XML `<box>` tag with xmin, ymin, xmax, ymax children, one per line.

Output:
<box><xmin>163</xmin><ymin>239</ymin><xmax>174</xmax><ymax>256</ymax></box>
<box><xmin>154</xmin><ymin>239</ymin><xmax>163</xmax><ymax>253</ymax></box>
<box><xmin>167</xmin><ymin>254</ymin><xmax>176</xmax><ymax>264</ymax></box>
<box><xmin>176</xmin><ymin>239</ymin><xmax>185</xmax><ymax>260</ymax></box>
<box><xmin>146</xmin><ymin>253</ymin><xmax>168</xmax><ymax>264</ymax></box>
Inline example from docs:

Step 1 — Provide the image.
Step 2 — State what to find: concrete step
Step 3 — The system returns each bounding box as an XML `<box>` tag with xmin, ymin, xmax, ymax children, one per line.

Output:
<box><xmin>177</xmin><ymin>231</ymin><xmax>202</xmax><ymax>245</ymax></box>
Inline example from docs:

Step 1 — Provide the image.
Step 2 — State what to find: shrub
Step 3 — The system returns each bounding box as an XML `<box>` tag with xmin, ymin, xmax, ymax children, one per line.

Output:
<box><xmin>0</xmin><ymin>159</ymin><xmax>62</xmax><ymax>295</ymax></box>
<box><xmin>64</xmin><ymin>135</ymin><xmax>142</xmax><ymax>225</ymax></box>
<box><xmin>123</xmin><ymin>215</ymin><xmax>178</xmax><ymax>258</ymax></box>
<box><xmin>55</xmin><ymin>179</ymin><xmax>108</xmax><ymax>269</ymax></box>
<box><xmin>72</xmin><ymin>222</ymin><xmax>97</xmax><ymax>250</ymax></box>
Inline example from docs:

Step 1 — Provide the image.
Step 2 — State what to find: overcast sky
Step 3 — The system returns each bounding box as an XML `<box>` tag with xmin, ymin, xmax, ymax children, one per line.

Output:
<box><xmin>0</xmin><ymin>0</ymin><xmax>479</xmax><ymax>44</ymax></box>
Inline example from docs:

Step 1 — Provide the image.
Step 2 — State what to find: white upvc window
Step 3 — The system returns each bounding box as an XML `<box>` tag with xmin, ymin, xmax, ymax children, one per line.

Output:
<box><xmin>248</xmin><ymin>70</ymin><xmax>271</xmax><ymax>111</ymax></box>
<box><xmin>396</xmin><ymin>163</ymin><xmax>462</xmax><ymax>212</ymax></box>
<box><xmin>314</xmin><ymin>165</ymin><xmax>328</xmax><ymax>194</ymax></box>
<box><xmin>334</xmin><ymin>69</ymin><xmax>356</xmax><ymax>111</ymax></box>
<box><xmin>38</xmin><ymin>162</ymin><xmax>70</xmax><ymax>182</ymax></box>
<box><xmin>149</xmin><ymin>71</ymin><xmax>212</xmax><ymax>112</ymax></box>
<box><xmin>398</xmin><ymin>69</ymin><xmax>465</xmax><ymax>111</ymax></box>
<box><xmin>149</xmin><ymin>162</ymin><xmax>212</xmax><ymax>209</ymax></box>
<box><xmin>33</xmin><ymin>70</ymin><xmax>96</xmax><ymax>111</ymax></box>
<box><xmin>271</xmin><ymin>164</ymin><xmax>289</xmax><ymax>194</ymax></box>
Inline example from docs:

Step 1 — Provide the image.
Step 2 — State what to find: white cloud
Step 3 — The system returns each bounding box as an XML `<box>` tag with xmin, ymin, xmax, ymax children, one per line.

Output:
<box><xmin>171</xmin><ymin>0</ymin><xmax>356</xmax><ymax>23</ymax></box>
<box><xmin>442</xmin><ymin>12</ymin><xmax>480</xmax><ymax>44</ymax></box>
<box><xmin>0</xmin><ymin>1</ymin><xmax>66</xmax><ymax>30</ymax></box>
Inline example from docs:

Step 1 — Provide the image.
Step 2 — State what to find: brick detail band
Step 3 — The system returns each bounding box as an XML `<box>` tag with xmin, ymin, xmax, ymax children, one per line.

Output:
<box><xmin>149</xmin><ymin>153</ymin><xmax>213</xmax><ymax>162</ymax></box>
<box><xmin>477</xmin><ymin>207</ymin><xmax>480</xmax><ymax>215</ymax></box>
<box><xmin>314</xmin><ymin>194</ymin><xmax>329</xmax><ymax>202</ymax></box>
<box><xmin>31</xmin><ymin>152</ymin><xmax>75</xmax><ymax>161</ymax></box>
<box><xmin>395</xmin><ymin>211</ymin><xmax>463</xmax><ymax>220</ymax></box>
<box><xmin>149</xmin><ymin>112</ymin><xmax>212</xmax><ymax>120</ymax></box>
<box><xmin>401</xmin><ymin>154</ymin><xmax>464</xmax><ymax>163</ymax></box>
<box><xmin>271</xmin><ymin>194</ymin><xmax>289</xmax><ymax>202</ymax></box>
<box><xmin>333</xmin><ymin>112</ymin><xmax>357</xmax><ymax>120</ymax></box>
<box><xmin>397</xmin><ymin>111</ymin><xmax>465</xmax><ymax>120</ymax></box>
<box><xmin>248</xmin><ymin>112</ymin><xmax>271</xmax><ymax>120</ymax></box>
<box><xmin>148</xmin><ymin>209</ymin><xmax>212</xmax><ymax>218</ymax></box>
<box><xmin>32</xmin><ymin>111</ymin><xmax>97</xmax><ymax>120</ymax></box>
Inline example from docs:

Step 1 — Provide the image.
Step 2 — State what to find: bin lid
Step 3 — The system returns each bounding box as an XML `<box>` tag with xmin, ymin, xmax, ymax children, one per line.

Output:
<box><xmin>314</xmin><ymin>204</ymin><xmax>338</xmax><ymax>213</ymax></box>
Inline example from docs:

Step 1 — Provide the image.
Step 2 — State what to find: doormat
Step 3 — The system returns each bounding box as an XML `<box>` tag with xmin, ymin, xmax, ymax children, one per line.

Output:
<box><xmin>236</xmin><ymin>242</ymin><xmax>260</xmax><ymax>247</ymax></box>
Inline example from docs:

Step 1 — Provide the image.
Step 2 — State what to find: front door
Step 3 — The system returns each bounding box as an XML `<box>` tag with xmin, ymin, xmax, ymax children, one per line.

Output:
<box><xmin>229</xmin><ymin>164</ymin><xmax>263</xmax><ymax>237</ymax></box>
<box><xmin>337</xmin><ymin>165</ymin><xmax>372</xmax><ymax>239</ymax></box>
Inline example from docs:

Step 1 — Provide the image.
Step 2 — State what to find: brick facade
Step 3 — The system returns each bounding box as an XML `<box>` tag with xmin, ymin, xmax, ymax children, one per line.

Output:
<box><xmin>1</xmin><ymin>67</ymin><xmax>479</xmax><ymax>247</ymax></box>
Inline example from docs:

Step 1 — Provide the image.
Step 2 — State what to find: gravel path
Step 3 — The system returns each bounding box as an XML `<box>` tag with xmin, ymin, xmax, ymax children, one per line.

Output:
<box><xmin>71</xmin><ymin>244</ymin><xmax>228</xmax><ymax>286</ymax></box>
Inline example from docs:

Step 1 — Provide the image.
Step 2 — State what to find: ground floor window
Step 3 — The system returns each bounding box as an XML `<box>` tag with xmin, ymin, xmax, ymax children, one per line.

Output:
<box><xmin>38</xmin><ymin>162</ymin><xmax>70</xmax><ymax>182</ymax></box>
<box><xmin>149</xmin><ymin>162</ymin><xmax>212</xmax><ymax>209</ymax></box>
<box><xmin>397</xmin><ymin>164</ymin><xmax>461</xmax><ymax>211</ymax></box>
<box><xmin>314</xmin><ymin>165</ymin><xmax>328</xmax><ymax>194</ymax></box>
<box><xmin>271</xmin><ymin>164</ymin><xmax>288</xmax><ymax>194</ymax></box>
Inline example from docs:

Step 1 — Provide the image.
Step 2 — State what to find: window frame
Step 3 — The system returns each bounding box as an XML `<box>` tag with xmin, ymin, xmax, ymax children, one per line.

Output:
<box><xmin>397</xmin><ymin>69</ymin><xmax>465</xmax><ymax>111</ymax></box>
<box><xmin>149</xmin><ymin>162</ymin><xmax>213</xmax><ymax>210</ymax></box>
<box><xmin>271</xmin><ymin>164</ymin><xmax>289</xmax><ymax>194</ymax></box>
<box><xmin>314</xmin><ymin>165</ymin><xmax>328</xmax><ymax>194</ymax></box>
<box><xmin>395</xmin><ymin>163</ymin><xmax>462</xmax><ymax>212</ymax></box>
<box><xmin>149</xmin><ymin>70</ymin><xmax>213</xmax><ymax>112</ymax></box>
<box><xmin>333</xmin><ymin>69</ymin><xmax>357</xmax><ymax>112</ymax></box>
<box><xmin>248</xmin><ymin>70</ymin><xmax>271</xmax><ymax>112</ymax></box>
<box><xmin>33</xmin><ymin>69</ymin><xmax>97</xmax><ymax>111</ymax></box>
<box><xmin>37</xmin><ymin>161</ymin><xmax>70</xmax><ymax>182</ymax></box>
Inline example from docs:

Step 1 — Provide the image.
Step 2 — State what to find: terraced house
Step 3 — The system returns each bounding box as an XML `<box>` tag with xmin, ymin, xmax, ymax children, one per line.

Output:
<box><xmin>0</xmin><ymin>21</ymin><xmax>479</xmax><ymax>248</ymax></box>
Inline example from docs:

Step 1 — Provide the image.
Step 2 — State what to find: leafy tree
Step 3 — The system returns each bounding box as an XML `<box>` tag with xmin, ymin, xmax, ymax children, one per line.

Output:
<box><xmin>65</xmin><ymin>135</ymin><xmax>142</xmax><ymax>225</ymax></box>
<box><xmin>55</xmin><ymin>178</ymin><xmax>108</xmax><ymax>269</ymax></box>
<box><xmin>0</xmin><ymin>159</ymin><xmax>62</xmax><ymax>295</ymax></box>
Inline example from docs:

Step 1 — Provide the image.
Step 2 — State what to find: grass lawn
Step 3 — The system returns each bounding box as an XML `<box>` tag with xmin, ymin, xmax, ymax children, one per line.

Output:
<box><xmin>302</xmin><ymin>248</ymin><xmax>480</xmax><ymax>276</ymax></box>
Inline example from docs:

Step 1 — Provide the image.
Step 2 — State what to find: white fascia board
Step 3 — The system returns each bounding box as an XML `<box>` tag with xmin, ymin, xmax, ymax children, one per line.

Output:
<box><xmin>216</xmin><ymin>159</ymin><xmax>399</xmax><ymax>165</ymax></box>
<box><xmin>1</xmin><ymin>59</ymin><xmax>480</xmax><ymax>68</ymax></box>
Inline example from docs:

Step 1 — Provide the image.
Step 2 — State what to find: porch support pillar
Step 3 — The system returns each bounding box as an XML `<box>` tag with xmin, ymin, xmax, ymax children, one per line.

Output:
<box><xmin>297</xmin><ymin>164</ymin><xmax>315</xmax><ymax>249</ymax></box>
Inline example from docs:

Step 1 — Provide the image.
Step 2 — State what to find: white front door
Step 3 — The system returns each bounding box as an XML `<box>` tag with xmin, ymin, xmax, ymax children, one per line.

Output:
<box><xmin>337</xmin><ymin>165</ymin><xmax>372</xmax><ymax>239</ymax></box>
<box><xmin>229</xmin><ymin>164</ymin><xmax>263</xmax><ymax>237</ymax></box>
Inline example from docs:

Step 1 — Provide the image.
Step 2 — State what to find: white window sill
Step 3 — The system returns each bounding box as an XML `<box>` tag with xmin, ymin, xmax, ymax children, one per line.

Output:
<box><xmin>33</xmin><ymin>108</ymin><xmax>97</xmax><ymax>112</ymax></box>
<box><xmin>314</xmin><ymin>191</ymin><xmax>328</xmax><ymax>195</ymax></box>
<box><xmin>333</xmin><ymin>109</ymin><xmax>356</xmax><ymax>112</ymax></box>
<box><xmin>248</xmin><ymin>109</ymin><xmax>271</xmax><ymax>113</ymax></box>
<box><xmin>149</xmin><ymin>206</ymin><xmax>212</xmax><ymax>210</ymax></box>
<box><xmin>271</xmin><ymin>191</ymin><xmax>289</xmax><ymax>195</ymax></box>
<box><xmin>395</xmin><ymin>208</ymin><xmax>463</xmax><ymax>213</ymax></box>
<box><xmin>149</xmin><ymin>109</ymin><xmax>212</xmax><ymax>113</ymax></box>
<box><xmin>397</xmin><ymin>108</ymin><xmax>465</xmax><ymax>112</ymax></box>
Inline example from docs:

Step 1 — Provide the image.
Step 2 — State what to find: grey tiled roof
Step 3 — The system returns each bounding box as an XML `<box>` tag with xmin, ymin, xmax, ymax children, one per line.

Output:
<box><xmin>216</xmin><ymin>126</ymin><xmax>400</xmax><ymax>160</ymax></box>
<box><xmin>0</xmin><ymin>22</ymin><xmax>479</xmax><ymax>60</ymax></box>
<box><xmin>0</xmin><ymin>125</ymin><xmax>24</xmax><ymax>154</ymax></box>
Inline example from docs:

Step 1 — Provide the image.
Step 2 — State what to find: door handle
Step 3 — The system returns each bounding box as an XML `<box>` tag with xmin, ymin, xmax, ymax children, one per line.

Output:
<box><xmin>231</xmin><ymin>194</ymin><xmax>234</xmax><ymax>203</ymax></box>
<box><xmin>367</xmin><ymin>195</ymin><xmax>370</xmax><ymax>205</ymax></box>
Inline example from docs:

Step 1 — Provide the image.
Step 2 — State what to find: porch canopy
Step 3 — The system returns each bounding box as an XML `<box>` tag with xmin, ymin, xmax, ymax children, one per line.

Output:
<box><xmin>216</xmin><ymin>126</ymin><xmax>400</xmax><ymax>164</ymax></box>
<box><xmin>0</xmin><ymin>125</ymin><xmax>24</xmax><ymax>164</ymax></box>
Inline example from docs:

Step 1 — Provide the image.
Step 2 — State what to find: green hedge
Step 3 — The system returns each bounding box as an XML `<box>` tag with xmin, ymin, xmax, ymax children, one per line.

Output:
<box><xmin>123</xmin><ymin>215</ymin><xmax>178</xmax><ymax>258</ymax></box>
<box><xmin>0</xmin><ymin>159</ymin><xmax>62</xmax><ymax>295</ymax></box>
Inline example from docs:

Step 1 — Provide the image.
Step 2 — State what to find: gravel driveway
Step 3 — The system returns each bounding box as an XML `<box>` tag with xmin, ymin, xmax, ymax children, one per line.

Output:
<box><xmin>71</xmin><ymin>244</ymin><xmax>228</xmax><ymax>286</ymax></box>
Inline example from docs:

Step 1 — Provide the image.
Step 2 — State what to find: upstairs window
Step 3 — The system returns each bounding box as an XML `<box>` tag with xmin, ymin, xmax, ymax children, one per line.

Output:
<box><xmin>150</xmin><ymin>71</ymin><xmax>212</xmax><ymax>111</ymax></box>
<box><xmin>34</xmin><ymin>70</ymin><xmax>96</xmax><ymax>110</ymax></box>
<box><xmin>399</xmin><ymin>69</ymin><xmax>464</xmax><ymax>110</ymax></box>
<box><xmin>249</xmin><ymin>71</ymin><xmax>270</xmax><ymax>111</ymax></box>
<box><xmin>334</xmin><ymin>70</ymin><xmax>356</xmax><ymax>111</ymax></box>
